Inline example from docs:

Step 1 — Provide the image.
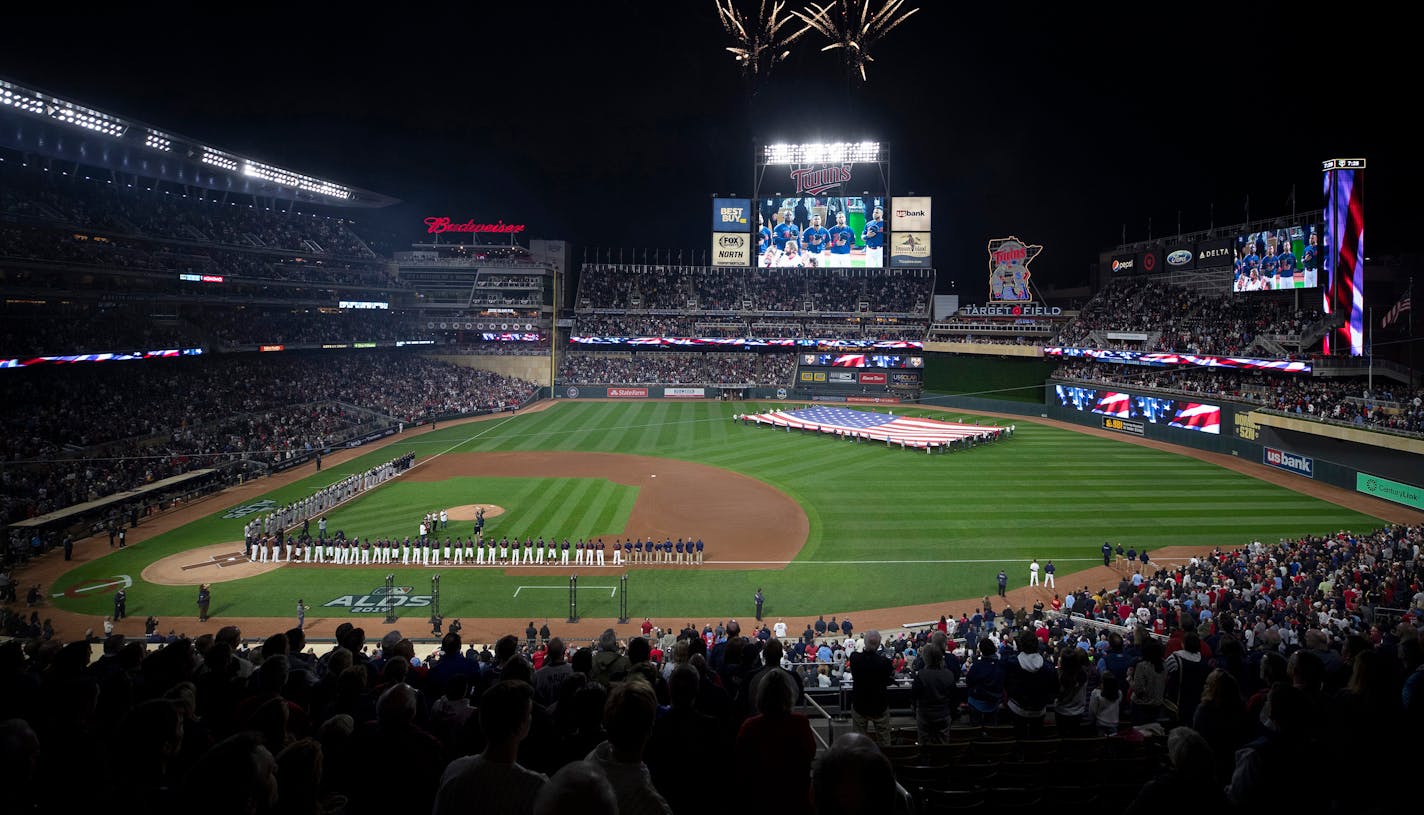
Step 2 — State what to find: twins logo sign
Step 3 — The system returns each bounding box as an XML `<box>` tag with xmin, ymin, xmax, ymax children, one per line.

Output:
<box><xmin>324</xmin><ymin>585</ymin><xmax>433</xmax><ymax>614</ymax></box>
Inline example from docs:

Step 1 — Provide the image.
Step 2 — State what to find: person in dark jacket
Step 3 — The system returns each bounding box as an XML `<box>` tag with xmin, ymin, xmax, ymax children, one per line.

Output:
<box><xmin>1002</xmin><ymin>630</ymin><xmax>1057</xmax><ymax>739</ymax></box>
<box><xmin>965</xmin><ymin>639</ymin><xmax>1005</xmax><ymax>725</ymax></box>
<box><xmin>911</xmin><ymin>643</ymin><xmax>957</xmax><ymax>743</ymax></box>
<box><xmin>847</xmin><ymin>631</ymin><xmax>896</xmax><ymax>748</ymax></box>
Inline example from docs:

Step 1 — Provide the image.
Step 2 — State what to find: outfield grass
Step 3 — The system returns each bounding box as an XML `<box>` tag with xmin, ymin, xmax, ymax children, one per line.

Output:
<box><xmin>52</xmin><ymin>401</ymin><xmax>1385</xmax><ymax>622</ymax></box>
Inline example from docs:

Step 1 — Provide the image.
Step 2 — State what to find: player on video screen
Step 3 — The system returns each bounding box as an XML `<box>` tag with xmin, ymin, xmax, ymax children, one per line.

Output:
<box><xmin>1233</xmin><ymin>247</ymin><xmax>1249</xmax><ymax>292</ymax></box>
<box><xmin>1242</xmin><ymin>239</ymin><xmax>1261</xmax><ymax>291</ymax></box>
<box><xmin>1301</xmin><ymin>228</ymin><xmax>1320</xmax><ymax>288</ymax></box>
<box><xmin>827</xmin><ymin>212</ymin><xmax>855</xmax><ymax>268</ymax></box>
<box><xmin>772</xmin><ymin>211</ymin><xmax>799</xmax><ymax>252</ymax></box>
<box><xmin>1260</xmin><ymin>236</ymin><xmax>1279</xmax><ymax>290</ymax></box>
<box><xmin>863</xmin><ymin>205</ymin><xmax>885</xmax><ymax>267</ymax></box>
<box><xmin>802</xmin><ymin>214</ymin><xmax>829</xmax><ymax>261</ymax></box>
<box><xmin>757</xmin><ymin>214</ymin><xmax>771</xmax><ymax>255</ymax></box>
<box><xmin>1275</xmin><ymin>230</ymin><xmax>1296</xmax><ymax>289</ymax></box>
<box><xmin>777</xmin><ymin>240</ymin><xmax>807</xmax><ymax>268</ymax></box>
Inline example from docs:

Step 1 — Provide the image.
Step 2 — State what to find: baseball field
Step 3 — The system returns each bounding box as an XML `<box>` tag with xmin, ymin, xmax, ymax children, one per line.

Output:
<box><xmin>44</xmin><ymin>399</ymin><xmax>1392</xmax><ymax>635</ymax></box>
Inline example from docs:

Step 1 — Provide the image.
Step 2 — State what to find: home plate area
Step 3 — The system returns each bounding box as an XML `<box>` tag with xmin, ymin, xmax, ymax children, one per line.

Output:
<box><xmin>182</xmin><ymin>550</ymin><xmax>252</xmax><ymax>570</ymax></box>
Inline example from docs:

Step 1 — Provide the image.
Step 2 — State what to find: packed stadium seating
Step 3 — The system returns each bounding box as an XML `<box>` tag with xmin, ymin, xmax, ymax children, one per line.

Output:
<box><xmin>1055</xmin><ymin>278</ymin><xmax>1322</xmax><ymax>358</ymax></box>
<box><xmin>557</xmin><ymin>351</ymin><xmax>796</xmax><ymax>386</ymax></box>
<box><xmin>1</xmin><ymin>519</ymin><xmax>1417</xmax><ymax>813</ymax></box>
<box><xmin>0</xmin><ymin>353</ymin><xmax>538</xmax><ymax>525</ymax></box>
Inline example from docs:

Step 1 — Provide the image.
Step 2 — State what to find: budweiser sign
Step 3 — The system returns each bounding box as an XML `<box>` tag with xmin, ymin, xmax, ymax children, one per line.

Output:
<box><xmin>424</xmin><ymin>217</ymin><xmax>527</xmax><ymax>235</ymax></box>
<box><xmin>789</xmin><ymin>164</ymin><xmax>852</xmax><ymax>195</ymax></box>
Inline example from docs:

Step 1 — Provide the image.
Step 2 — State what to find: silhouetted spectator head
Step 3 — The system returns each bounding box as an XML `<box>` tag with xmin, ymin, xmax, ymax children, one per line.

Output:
<box><xmin>535</xmin><ymin>761</ymin><xmax>617</xmax><ymax>815</ymax></box>
<box><xmin>812</xmin><ymin>732</ymin><xmax>896</xmax><ymax>815</ymax></box>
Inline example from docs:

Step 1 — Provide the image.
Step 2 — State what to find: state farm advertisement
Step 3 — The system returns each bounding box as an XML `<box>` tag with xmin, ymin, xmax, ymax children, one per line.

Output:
<box><xmin>859</xmin><ymin>372</ymin><xmax>888</xmax><ymax>384</ymax></box>
<box><xmin>608</xmin><ymin>388</ymin><xmax>649</xmax><ymax>398</ymax></box>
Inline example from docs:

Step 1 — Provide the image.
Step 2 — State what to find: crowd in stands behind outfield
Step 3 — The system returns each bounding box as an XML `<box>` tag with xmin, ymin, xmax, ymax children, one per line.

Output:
<box><xmin>576</xmin><ymin>263</ymin><xmax>932</xmax><ymax>315</ymax></box>
<box><xmin>0</xmin><ymin>519</ymin><xmax>1419</xmax><ymax>813</ymax></box>
<box><xmin>558</xmin><ymin>351</ymin><xmax>795</xmax><ymax>386</ymax></box>
<box><xmin>0</xmin><ymin>353</ymin><xmax>536</xmax><ymax>524</ymax></box>
<box><xmin>1053</xmin><ymin>359</ymin><xmax>1424</xmax><ymax>434</ymax></box>
<box><xmin>1056</xmin><ymin>278</ymin><xmax>1319</xmax><ymax>357</ymax></box>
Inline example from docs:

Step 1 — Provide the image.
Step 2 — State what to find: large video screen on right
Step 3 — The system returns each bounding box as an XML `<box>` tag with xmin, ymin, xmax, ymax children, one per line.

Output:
<box><xmin>1054</xmin><ymin>385</ymin><xmax>1220</xmax><ymax>434</ymax></box>
<box><xmin>1231</xmin><ymin>224</ymin><xmax>1322</xmax><ymax>292</ymax></box>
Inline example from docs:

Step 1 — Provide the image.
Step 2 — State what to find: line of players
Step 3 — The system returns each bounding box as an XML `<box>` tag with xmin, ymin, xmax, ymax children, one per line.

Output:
<box><xmin>757</xmin><ymin>207</ymin><xmax>884</xmax><ymax>268</ymax></box>
<box><xmin>240</xmin><ymin>452</ymin><xmax>415</xmax><ymax>542</ymax></box>
<box><xmin>1231</xmin><ymin>228</ymin><xmax>1320</xmax><ymax>292</ymax></box>
<box><xmin>244</xmin><ymin>530</ymin><xmax>706</xmax><ymax>566</ymax></box>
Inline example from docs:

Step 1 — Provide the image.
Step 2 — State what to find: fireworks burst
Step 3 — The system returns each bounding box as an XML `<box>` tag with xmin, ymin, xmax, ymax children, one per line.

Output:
<box><xmin>793</xmin><ymin>0</ymin><xmax>920</xmax><ymax>82</ymax></box>
<box><xmin>714</xmin><ymin>0</ymin><xmax>810</xmax><ymax>81</ymax></box>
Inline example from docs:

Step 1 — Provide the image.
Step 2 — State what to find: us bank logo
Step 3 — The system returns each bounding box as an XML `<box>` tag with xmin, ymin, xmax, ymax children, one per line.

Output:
<box><xmin>324</xmin><ymin>585</ymin><xmax>432</xmax><ymax>614</ymax></box>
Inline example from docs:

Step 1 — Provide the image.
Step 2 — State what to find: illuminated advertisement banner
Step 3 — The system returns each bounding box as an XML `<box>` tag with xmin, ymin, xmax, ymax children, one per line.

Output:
<box><xmin>1231</xmin><ymin>224</ymin><xmax>1322</xmax><ymax>292</ymax></box>
<box><xmin>1043</xmin><ymin>347</ymin><xmax>1311</xmax><ymax>373</ymax></box>
<box><xmin>0</xmin><ymin>347</ymin><xmax>204</xmax><ymax>369</ymax></box>
<box><xmin>759</xmin><ymin>192</ymin><xmax>885</xmax><ymax>268</ymax></box>
<box><xmin>571</xmin><ymin>337</ymin><xmax>922</xmax><ymax>349</ymax></box>
<box><xmin>178</xmin><ymin>273</ymin><xmax>225</xmax><ymax>283</ymax></box>
<box><xmin>712</xmin><ymin>232</ymin><xmax>752</xmax><ymax>267</ymax></box>
<box><xmin>339</xmin><ymin>300</ymin><xmax>390</xmax><ymax>310</ymax></box>
<box><xmin>1165</xmin><ymin>247</ymin><xmax>1195</xmax><ymax>270</ymax></box>
<box><xmin>988</xmin><ymin>236</ymin><xmax>1042</xmax><ymax>302</ymax></box>
<box><xmin>890</xmin><ymin>232</ymin><xmax>932</xmax><ymax>268</ymax></box>
<box><xmin>1054</xmin><ymin>385</ymin><xmax>1221</xmax><ymax>434</ymax></box>
<box><xmin>859</xmin><ymin>372</ymin><xmax>888</xmax><ymax>384</ymax></box>
<box><xmin>959</xmin><ymin>304</ymin><xmax>1063</xmax><ymax>317</ymax></box>
<box><xmin>424</xmin><ymin>217</ymin><xmax>525</xmax><ymax>235</ymax></box>
<box><xmin>1137</xmin><ymin>246</ymin><xmax>1163</xmax><ymax>275</ymax></box>
<box><xmin>889</xmin><ymin>371</ymin><xmax>922</xmax><ymax>385</ymax></box>
<box><xmin>479</xmin><ymin>332</ymin><xmax>543</xmax><ymax>342</ymax></box>
<box><xmin>664</xmin><ymin>387</ymin><xmax>705</xmax><ymax>398</ymax></box>
<box><xmin>890</xmin><ymin>197</ymin><xmax>931</xmax><ymax>232</ymax></box>
<box><xmin>846</xmin><ymin>396</ymin><xmax>900</xmax><ymax>404</ymax></box>
<box><xmin>712</xmin><ymin>198</ymin><xmax>751</xmax><ymax>232</ymax></box>
<box><xmin>801</xmin><ymin>353</ymin><xmax>924</xmax><ymax>369</ymax></box>
<box><xmin>1355</xmin><ymin>472</ymin><xmax>1424</xmax><ymax>510</ymax></box>
<box><xmin>259</xmin><ymin>344</ymin><xmax>285</xmax><ymax>352</ymax></box>
<box><xmin>1264</xmin><ymin>447</ymin><xmax>1315</xmax><ymax>478</ymax></box>
<box><xmin>1109</xmin><ymin>254</ymin><xmax>1135</xmax><ymax>274</ymax></box>
<box><xmin>608</xmin><ymin>388</ymin><xmax>650</xmax><ymax>398</ymax></box>
<box><xmin>1102</xmin><ymin>416</ymin><xmax>1145</xmax><ymax>435</ymax></box>
<box><xmin>829</xmin><ymin>371</ymin><xmax>857</xmax><ymax>383</ymax></box>
<box><xmin>1195</xmin><ymin>238</ymin><xmax>1234</xmax><ymax>268</ymax></box>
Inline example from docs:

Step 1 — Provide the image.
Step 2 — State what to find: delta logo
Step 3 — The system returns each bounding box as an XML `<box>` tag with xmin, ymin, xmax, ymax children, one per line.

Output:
<box><xmin>324</xmin><ymin>585</ymin><xmax>433</xmax><ymax>614</ymax></box>
<box><xmin>1263</xmin><ymin>447</ymin><xmax>1314</xmax><ymax>478</ymax></box>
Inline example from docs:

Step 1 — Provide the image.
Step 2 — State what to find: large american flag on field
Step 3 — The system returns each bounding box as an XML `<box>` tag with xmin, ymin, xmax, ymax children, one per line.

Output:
<box><xmin>741</xmin><ymin>406</ymin><xmax>1006</xmax><ymax>448</ymax></box>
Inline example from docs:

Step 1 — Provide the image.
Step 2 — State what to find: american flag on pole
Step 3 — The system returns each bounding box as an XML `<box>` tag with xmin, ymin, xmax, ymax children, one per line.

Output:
<box><xmin>1381</xmin><ymin>292</ymin><xmax>1411</xmax><ymax>329</ymax></box>
<box><xmin>740</xmin><ymin>406</ymin><xmax>1007</xmax><ymax>449</ymax></box>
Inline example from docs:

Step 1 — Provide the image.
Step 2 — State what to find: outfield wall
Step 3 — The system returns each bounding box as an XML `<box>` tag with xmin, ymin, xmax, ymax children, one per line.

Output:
<box><xmin>1045</xmin><ymin>379</ymin><xmax>1424</xmax><ymax>512</ymax></box>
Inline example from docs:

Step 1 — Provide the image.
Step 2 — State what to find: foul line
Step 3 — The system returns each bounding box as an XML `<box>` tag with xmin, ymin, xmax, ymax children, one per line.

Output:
<box><xmin>514</xmin><ymin>584</ymin><xmax>618</xmax><ymax>598</ymax></box>
<box><xmin>712</xmin><ymin>557</ymin><xmax>1148</xmax><ymax>565</ymax></box>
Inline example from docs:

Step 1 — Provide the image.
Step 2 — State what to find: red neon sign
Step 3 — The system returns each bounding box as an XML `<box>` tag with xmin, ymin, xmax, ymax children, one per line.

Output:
<box><xmin>259</xmin><ymin>344</ymin><xmax>285</xmax><ymax>352</ymax></box>
<box><xmin>424</xmin><ymin>217</ymin><xmax>526</xmax><ymax>235</ymax></box>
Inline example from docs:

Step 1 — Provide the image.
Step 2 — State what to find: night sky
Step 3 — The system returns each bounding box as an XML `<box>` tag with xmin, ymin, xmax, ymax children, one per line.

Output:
<box><xmin>2</xmin><ymin>4</ymin><xmax>1413</xmax><ymax>300</ymax></box>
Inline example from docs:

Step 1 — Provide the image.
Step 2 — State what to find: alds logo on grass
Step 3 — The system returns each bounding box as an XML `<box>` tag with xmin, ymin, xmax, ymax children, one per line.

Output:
<box><xmin>222</xmin><ymin>499</ymin><xmax>277</xmax><ymax>520</ymax></box>
<box><xmin>324</xmin><ymin>585</ymin><xmax>433</xmax><ymax>614</ymax></box>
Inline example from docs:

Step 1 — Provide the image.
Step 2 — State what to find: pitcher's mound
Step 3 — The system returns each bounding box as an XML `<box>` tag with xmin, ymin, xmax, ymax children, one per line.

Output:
<box><xmin>143</xmin><ymin>542</ymin><xmax>283</xmax><ymax>586</ymax></box>
<box><xmin>445</xmin><ymin>504</ymin><xmax>506</xmax><ymax>522</ymax></box>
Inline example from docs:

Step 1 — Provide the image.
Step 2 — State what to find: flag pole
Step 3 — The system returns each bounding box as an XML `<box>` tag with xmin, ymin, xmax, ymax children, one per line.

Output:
<box><xmin>1368</xmin><ymin>306</ymin><xmax>1373</xmax><ymax>396</ymax></box>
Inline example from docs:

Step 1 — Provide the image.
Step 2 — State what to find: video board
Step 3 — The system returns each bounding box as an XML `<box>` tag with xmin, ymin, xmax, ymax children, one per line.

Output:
<box><xmin>801</xmin><ymin>353</ymin><xmax>924</xmax><ymax>369</ymax></box>
<box><xmin>1053</xmin><ymin>385</ymin><xmax>1220</xmax><ymax>434</ymax></box>
<box><xmin>759</xmin><ymin>195</ymin><xmax>886</xmax><ymax>268</ymax></box>
<box><xmin>1231</xmin><ymin>224</ymin><xmax>1322</xmax><ymax>292</ymax></box>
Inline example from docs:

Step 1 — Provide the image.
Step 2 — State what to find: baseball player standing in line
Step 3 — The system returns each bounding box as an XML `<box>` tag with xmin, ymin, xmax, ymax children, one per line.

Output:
<box><xmin>595</xmin><ymin>539</ymin><xmax>605</xmax><ymax>566</ymax></box>
<box><xmin>613</xmin><ymin>540</ymin><xmax>623</xmax><ymax>566</ymax></box>
<box><xmin>1029</xmin><ymin>558</ymin><xmax>1041</xmax><ymax>587</ymax></box>
<box><xmin>440</xmin><ymin>508</ymin><xmax>448</xmax><ymax>530</ymax></box>
<box><xmin>1044</xmin><ymin>560</ymin><xmax>1055</xmax><ymax>588</ymax></box>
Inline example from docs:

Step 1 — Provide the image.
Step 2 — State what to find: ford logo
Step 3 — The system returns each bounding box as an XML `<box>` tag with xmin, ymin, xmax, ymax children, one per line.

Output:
<box><xmin>1167</xmin><ymin>250</ymin><xmax>1193</xmax><ymax>266</ymax></box>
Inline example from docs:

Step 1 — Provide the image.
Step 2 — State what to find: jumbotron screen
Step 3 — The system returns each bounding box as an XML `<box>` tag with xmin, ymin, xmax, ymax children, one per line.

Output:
<box><xmin>759</xmin><ymin>196</ymin><xmax>886</xmax><ymax>268</ymax></box>
<box><xmin>801</xmin><ymin>353</ymin><xmax>923</xmax><ymax>368</ymax></box>
<box><xmin>1231</xmin><ymin>224</ymin><xmax>1322</xmax><ymax>292</ymax></box>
